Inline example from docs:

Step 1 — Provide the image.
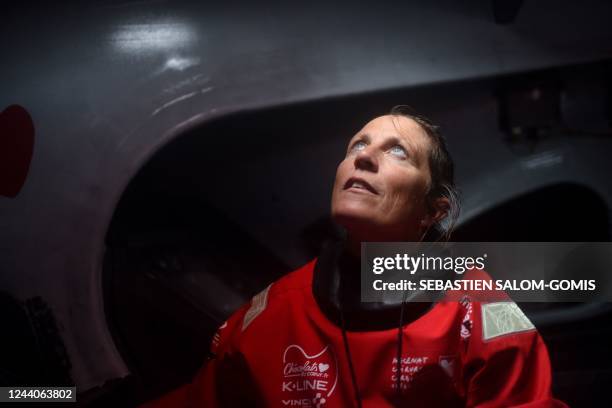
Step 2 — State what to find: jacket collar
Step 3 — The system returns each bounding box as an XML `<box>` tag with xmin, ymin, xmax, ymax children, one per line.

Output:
<box><xmin>311</xmin><ymin>234</ymin><xmax>433</xmax><ymax>331</ymax></box>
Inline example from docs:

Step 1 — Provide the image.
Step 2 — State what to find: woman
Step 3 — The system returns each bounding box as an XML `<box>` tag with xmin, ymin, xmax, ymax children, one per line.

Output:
<box><xmin>144</xmin><ymin>107</ymin><xmax>564</xmax><ymax>407</ymax></box>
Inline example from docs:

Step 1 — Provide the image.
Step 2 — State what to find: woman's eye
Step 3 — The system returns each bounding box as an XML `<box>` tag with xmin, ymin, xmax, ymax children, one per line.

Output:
<box><xmin>389</xmin><ymin>145</ymin><xmax>407</xmax><ymax>158</ymax></box>
<box><xmin>350</xmin><ymin>141</ymin><xmax>367</xmax><ymax>153</ymax></box>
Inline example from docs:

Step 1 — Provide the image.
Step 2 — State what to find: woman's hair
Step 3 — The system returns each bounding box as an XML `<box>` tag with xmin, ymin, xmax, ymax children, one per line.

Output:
<box><xmin>390</xmin><ymin>105</ymin><xmax>460</xmax><ymax>241</ymax></box>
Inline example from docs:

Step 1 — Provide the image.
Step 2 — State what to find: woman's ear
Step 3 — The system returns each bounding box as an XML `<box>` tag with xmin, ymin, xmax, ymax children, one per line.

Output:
<box><xmin>422</xmin><ymin>196</ymin><xmax>450</xmax><ymax>228</ymax></box>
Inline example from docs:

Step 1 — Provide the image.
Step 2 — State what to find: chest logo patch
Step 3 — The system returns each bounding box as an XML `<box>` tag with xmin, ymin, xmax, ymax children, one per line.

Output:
<box><xmin>281</xmin><ymin>344</ymin><xmax>338</xmax><ymax>407</ymax></box>
<box><xmin>482</xmin><ymin>302</ymin><xmax>535</xmax><ymax>340</ymax></box>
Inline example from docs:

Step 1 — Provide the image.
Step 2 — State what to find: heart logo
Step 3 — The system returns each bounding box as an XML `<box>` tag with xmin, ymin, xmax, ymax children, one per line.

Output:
<box><xmin>282</xmin><ymin>344</ymin><xmax>338</xmax><ymax>399</ymax></box>
<box><xmin>0</xmin><ymin>105</ymin><xmax>34</xmax><ymax>198</ymax></box>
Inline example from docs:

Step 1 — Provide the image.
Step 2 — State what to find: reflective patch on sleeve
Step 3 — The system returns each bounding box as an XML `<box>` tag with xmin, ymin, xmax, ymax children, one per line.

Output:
<box><xmin>481</xmin><ymin>302</ymin><xmax>535</xmax><ymax>341</ymax></box>
<box><xmin>242</xmin><ymin>284</ymin><xmax>272</xmax><ymax>331</ymax></box>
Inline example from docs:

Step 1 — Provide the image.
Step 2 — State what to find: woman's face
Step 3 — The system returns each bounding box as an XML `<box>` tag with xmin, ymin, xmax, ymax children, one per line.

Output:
<box><xmin>331</xmin><ymin>115</ymin><xmax>433</xmax><ymax>242</ymax></box>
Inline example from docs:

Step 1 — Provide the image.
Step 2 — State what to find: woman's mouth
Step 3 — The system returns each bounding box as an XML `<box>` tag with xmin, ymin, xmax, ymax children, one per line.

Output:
<box><xmin>344</xmin><ymin>177</ymin><xmax>378</xmax><ymax>195</ymax></box>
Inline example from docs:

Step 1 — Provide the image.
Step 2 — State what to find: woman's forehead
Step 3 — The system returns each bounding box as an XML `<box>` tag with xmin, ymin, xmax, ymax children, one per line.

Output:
<box><xmin>354</xmin><ymin>115</ymin><xmax>430</xmax><ymax>150</ymax></box>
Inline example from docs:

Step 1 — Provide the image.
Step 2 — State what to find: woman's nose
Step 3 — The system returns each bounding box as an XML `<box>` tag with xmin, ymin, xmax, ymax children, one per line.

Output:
<box><xmin>354</xmin><ymin>147</ymin><xmax>378</xmax><ymax>172</ymax></box>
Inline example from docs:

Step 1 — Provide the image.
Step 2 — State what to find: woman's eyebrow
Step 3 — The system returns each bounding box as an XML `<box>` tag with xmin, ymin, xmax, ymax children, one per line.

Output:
<box><xmin>385</xmin><ymin>136</ymin><xmax>404</xmax><ymax>146</ymax></box>
<box><xmin>385</xmin><ymin>136</ymin><xmax>411</xmax><ymax>152</ymax></box>
<box><xmin>354</xmin><ymin>133</ymin><xmax>371</xmax><ymax>143</ymax></box>
<box><xmin>349</xmin><ymin>133</ymin><xmax>371</xmax><ymax>147</ymax></box>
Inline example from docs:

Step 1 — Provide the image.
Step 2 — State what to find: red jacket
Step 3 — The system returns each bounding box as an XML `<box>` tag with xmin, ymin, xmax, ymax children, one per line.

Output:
<box><xmin>144</xmin><ymin>259</ymin><xmax>566</xmax><ymax>407</ymax></box>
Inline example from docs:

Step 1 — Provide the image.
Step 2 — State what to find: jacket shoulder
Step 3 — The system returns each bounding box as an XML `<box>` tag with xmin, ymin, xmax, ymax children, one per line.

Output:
<box><xmin>209</xmin><ymin>259</ymin><xmax>317</xmax><ymax>354</ymax></box>
<box><xmin>268</xmin><ymin>258</ymin><xmax>316</xmax><ymax>296</ymax></box>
